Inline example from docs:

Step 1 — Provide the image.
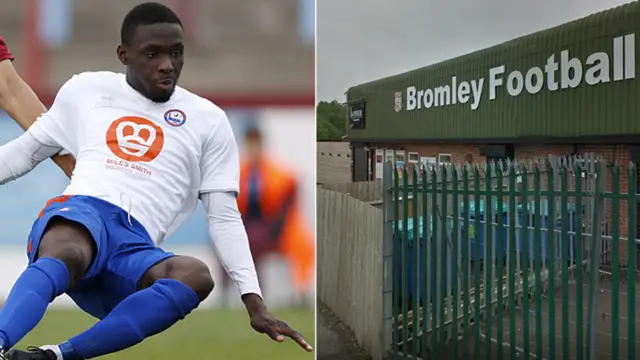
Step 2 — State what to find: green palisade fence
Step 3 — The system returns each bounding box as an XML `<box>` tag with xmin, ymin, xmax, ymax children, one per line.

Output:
<box><xmin>382</xmin><ymin>156</ymin><xmax>640</xmax><ymax>360</ymax></box>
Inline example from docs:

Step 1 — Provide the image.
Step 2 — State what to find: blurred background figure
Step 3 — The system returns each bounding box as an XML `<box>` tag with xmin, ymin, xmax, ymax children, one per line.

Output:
<box><xmin>0</xmin><ymin>1</ymin><xmax>315</xmax><ymax>358</ymax></box>
<box><xmin>219</xmin><ymin>123</ymin><xmax>314</xmax><ymax>307</ymax></box>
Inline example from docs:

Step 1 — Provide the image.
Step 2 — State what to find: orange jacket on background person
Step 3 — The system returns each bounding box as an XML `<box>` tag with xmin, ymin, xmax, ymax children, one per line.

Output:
<box><xmin>238</xmin><ymin>156</ymin><xmax>315</xmax><ymax>292</ymax></box>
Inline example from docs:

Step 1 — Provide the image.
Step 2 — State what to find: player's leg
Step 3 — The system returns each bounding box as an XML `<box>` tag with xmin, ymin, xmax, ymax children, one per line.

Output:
<box><xmin>0</xmin><ymin>215</ymin><xmax>97</xmax><ymax>353</ymax></box>
<box><xmin>9</xmin><ymin>202</ymin><xmax>212</xmax><ymax>360</ymax></box>
<box><xmin>30</xmin><ymin>252</ymin><xmax>214</xmax><ymax>360</ymax></box>
<box><xmin>45</xmin><ymin>255</ymin><xmax>213</xmax><ymax>360</ymax></box>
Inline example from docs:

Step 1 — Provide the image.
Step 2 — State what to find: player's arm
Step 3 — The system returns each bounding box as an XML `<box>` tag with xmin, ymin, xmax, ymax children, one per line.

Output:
<box><xmin>201</xmin><ymin>191</ymin><xmax>261</xmax><ymax>296</ymax></box>
<box><xmin>0</xmin><ymin>70</ymin><xmax>79</xmax><ymax>184</ymax></box>
<box><xmin>198</xmin><ymin>113</ymin><xmax>263</xmax><ymax>301</ymax></box>
<box><xmin>0</xmin><ymin>55</ymin><xmax>75</xmax><ymax>178</ymax></box>
<box><xmin>199</xmin><ymin>111</ymin><xmax>312</xmax><ymax>352</ymax></box>
<box><xmin>0</xmin><ymin>130</ymin><xmax>62</xmax><ymax>184</ymax></box>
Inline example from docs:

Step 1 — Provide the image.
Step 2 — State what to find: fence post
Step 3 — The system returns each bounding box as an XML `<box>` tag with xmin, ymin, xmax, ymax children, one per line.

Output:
<box><xmin>381</xmin><ymin>161</ymin><xmax>394</xmax><ymax>359</ymax></box>
<box><xmin>586</xmin><ymin>158</ymin><xmax>606</xmax><ymax>359</ymax></box>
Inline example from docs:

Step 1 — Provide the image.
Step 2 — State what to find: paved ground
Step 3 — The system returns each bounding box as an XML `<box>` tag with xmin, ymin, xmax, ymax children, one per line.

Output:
<box><xmin>476</xmin><ymin>277</ymin><xmax>640</xmax><ymax>359</ymax></box>
<box><xmin>317</xmin><ymin>302</ymin><xmax>371</xmax><ymax>360</ymax></box>
<box><xmin>399</xmin><ymin>275</ymin><xmax>640</xmax><ymax>359</ymax></box>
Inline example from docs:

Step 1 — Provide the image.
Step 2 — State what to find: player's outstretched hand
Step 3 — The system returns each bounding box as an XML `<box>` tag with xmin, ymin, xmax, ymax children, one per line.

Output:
<box><xmin>250</xmin><ymin>310</ymin><xmax>313</xmax><ymax>352</ymax></box>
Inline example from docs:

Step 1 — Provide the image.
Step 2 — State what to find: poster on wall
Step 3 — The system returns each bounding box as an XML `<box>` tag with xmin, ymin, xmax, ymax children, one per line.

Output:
<box><xmin>395</xmin><ymin>151</ymin><xmax>406</xmax><ymax>178</ymax></box>
<box><xmin>385</xmin><ymin>149</ymin><xmax>394</xmax><ymax>162</ymax></box>
<box><xmin>395</xmin><ymin>161</ymin><xmax>405</xmax><ymax>179</ymax></box>
<box><xmin>348</xmin><ymin>101</ymin><xmax>366</xmax><ymax>129</ymax></box>
<box><xmin>375</xmin><ymin>149</ymin><xmax>384</xmax><ymax>179</ymax></box>
<box><xmin>384</xmin><ymin>150</ymin><xmax>394</xmax><ymax>177</ymax></box>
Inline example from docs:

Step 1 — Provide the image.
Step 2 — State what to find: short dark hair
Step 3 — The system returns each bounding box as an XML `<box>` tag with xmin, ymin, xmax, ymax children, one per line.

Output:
<box><xmin>120</xmin><ymin>2</ymin><xmax>183</xmax><ymax>45</ymax></box>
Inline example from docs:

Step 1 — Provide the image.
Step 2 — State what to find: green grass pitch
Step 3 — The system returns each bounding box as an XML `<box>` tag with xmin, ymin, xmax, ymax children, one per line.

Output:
<box><xmin>14</xmin><ymin>307</ymin><xmax>315</xmax><ymax>359</ymax></box>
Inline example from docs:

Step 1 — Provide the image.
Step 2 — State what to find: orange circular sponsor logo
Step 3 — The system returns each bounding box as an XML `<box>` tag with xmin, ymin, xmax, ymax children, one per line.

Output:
<box><xmin>106</xmin><ymin>116</ymin><xmax>164</xmax><ymax>162</ymax></box>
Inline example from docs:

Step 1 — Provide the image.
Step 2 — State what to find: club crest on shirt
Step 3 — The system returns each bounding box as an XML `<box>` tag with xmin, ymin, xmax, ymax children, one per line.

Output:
<box><xmin>163</xmin><ymin>109</ymin><xmax>187</xmax><ymax>127</ymax></box>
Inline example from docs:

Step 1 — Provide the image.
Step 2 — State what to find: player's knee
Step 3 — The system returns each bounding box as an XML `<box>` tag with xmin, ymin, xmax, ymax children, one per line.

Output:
<box><xmin>37</xmin><ymin>218</ymin><xmax>95</xmax><ymax>283</ymax></box>
<box><xmin>142</xmin><ymin>256</ymin><xmax>215</xmax><ymax>302</ymax></box>
<box><xmin>167</xmin><ymin>258</ymin><xmax>214</xmax><ymax>302</ymax></box>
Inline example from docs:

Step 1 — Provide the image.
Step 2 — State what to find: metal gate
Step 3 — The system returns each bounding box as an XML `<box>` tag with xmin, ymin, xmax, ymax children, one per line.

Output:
<box><xmin>381</xmin><ymin>156</ymin><xmax>640</xmax><ymax>360</ymax></box>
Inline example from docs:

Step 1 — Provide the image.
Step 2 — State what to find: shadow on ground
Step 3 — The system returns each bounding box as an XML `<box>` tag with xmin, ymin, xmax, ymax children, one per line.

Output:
<box><xmin>317</xmin><ymin>301</ymin><xmax>371</xmax><ymax>360</ymax></box>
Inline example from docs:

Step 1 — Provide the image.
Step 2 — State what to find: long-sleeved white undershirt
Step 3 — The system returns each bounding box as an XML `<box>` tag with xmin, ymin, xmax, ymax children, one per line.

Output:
<box><xmin>200</xmin><ymin>191</ymin><xmax>262</xmax><ymax>298</ymax></box>
<box><xmin>0</xmin><ymin>129</ymin><xmax>61</xmax><ymax>184</ymax></box>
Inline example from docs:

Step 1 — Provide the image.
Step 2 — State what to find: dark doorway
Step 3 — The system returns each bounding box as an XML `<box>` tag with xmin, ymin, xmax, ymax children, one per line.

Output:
<box><xmin>352</xmin><ymin>145</ymin><xmax>368</xmax><ymax>182</ymax></box>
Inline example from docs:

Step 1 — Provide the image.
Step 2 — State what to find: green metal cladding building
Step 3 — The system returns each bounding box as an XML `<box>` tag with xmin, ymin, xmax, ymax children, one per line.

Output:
<box><xmin>346</xmin><ymin>1</ymin><xmax>640</xmax><ymax>190</ymax></box>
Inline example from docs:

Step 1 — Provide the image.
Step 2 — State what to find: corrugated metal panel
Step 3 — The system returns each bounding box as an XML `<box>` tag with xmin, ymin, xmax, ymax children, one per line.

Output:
<box><xmin>348</xmin><ymin>1</ymin><xmax>640</xmax><ymax>141</ymax></box>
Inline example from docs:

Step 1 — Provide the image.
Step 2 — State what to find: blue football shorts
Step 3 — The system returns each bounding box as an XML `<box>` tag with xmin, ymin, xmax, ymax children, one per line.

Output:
<box><xmin>26</xmin><ymin>195</ymin><xmax>175</xmax><ymax>319</ymax></box>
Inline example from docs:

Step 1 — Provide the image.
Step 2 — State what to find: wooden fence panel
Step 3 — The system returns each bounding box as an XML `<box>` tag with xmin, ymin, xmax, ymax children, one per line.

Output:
<box><xmin>317</xmin><ymin>188</ymin><xmax>384</xmax><ymax>359</ymax></box>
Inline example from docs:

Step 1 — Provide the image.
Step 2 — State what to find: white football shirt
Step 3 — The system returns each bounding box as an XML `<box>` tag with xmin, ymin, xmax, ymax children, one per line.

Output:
<box><xmin>29</xmin><ymin>71</ymin><xmax>241</xmax><ymax>245</ymax></box>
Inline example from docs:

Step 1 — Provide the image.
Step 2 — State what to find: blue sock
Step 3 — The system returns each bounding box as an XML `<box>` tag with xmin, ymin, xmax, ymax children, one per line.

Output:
<box><xmin>0</xmin><ymin>257</ymin><xmax>69</xmax><ymax>349</ymax></box>
<box><xmin>61</xmin><ymin>278</ymin><xmax>200</xmax><ymax>359</ymax></box>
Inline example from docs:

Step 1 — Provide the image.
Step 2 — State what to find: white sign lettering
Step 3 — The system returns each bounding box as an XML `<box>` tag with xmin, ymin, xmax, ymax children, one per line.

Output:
<box><xmin>401</xmin><ymin>34</ymin><xmax>635</xmax><ymax>112</ymax></box>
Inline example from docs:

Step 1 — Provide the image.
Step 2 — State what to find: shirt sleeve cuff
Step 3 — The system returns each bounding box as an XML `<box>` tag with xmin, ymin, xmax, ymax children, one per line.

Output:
<box><xmin>239</xmin><ymin>285</ymin><xmax>263</xmax><ymax>299</ymax></box>
<box><xmin>200</xmin><ymin>181</ymin><xmax>240</xmax><ymax>195</ymax></box>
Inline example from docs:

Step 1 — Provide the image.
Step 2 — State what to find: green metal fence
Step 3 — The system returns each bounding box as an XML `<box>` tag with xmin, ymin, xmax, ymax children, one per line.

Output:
<box><xmin>382</xmin><ymin>157</ymin><xmax>640</xmax><ymax>360</ymax></box>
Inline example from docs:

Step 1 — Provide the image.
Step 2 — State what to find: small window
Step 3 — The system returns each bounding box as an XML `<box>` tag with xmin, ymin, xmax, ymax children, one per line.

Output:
<box><xmin>438</xmin><ymin>153</ymin><xmax>452</xmax><ymax>165</ymax></box>
<box><xmin>347</xmin><ymin>154</ymin><xmax>350</xmax><ymax>158</ymax></box>
<box><xmin>408</xmin><ymin>152</ymin><xmax>420</xmax><ymax>163</ymax></box>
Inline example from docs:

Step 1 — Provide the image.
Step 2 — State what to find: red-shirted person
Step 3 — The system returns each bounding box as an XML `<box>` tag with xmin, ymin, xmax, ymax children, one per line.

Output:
<box><xmin>0</xmin><ymin>35</ymin><xmax>74</xmax><ymax>177</ymax></box>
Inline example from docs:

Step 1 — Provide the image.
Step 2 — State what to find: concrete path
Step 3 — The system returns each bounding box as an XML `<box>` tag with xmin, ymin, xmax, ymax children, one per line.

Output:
<box><xmin>317</xmin><ymin>302</ymin><xmax>371</xmax><ymax>360</ymax></box>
